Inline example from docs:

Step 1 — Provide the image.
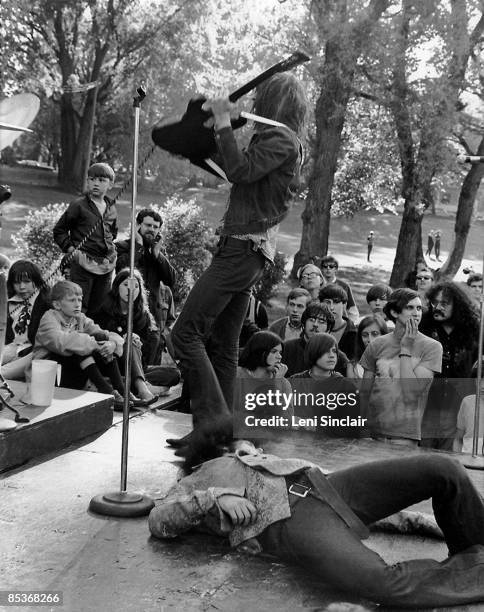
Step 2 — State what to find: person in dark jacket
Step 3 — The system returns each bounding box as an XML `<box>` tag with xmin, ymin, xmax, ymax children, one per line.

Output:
<box><xmin>167</xmin><ymin>72</ymin><xmax>308</xmax><ymax>466</ymax></box>
<box><xmin>53</xmin><ymin>163</ymin><xmax>117</xmax><ymax>316</ymax></box>
<box><xmin>318</xmin><ymin>284</ymin><xmax>357</xmax><ymax>361</ymax></box>
<box><xmin>115</xmin><ymin>208</ymin><xmax>176</xmax><ymax>364</ymax></box>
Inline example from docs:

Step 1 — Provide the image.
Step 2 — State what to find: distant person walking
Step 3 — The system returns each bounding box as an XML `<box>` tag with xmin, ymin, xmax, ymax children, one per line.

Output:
<box><xmin>425</xmin><ymin>230</ymin><xmax>435</xmax><ymax>258</ymax></box>
<box><xmin>434</xmin><ymin>230</ymin><xmax>442</xmax><ymax>261</ymax></box>
<box><xmin>367</xmin><ymin>231</ymin><xmax>374</xmax><ymax>262</ymax></box>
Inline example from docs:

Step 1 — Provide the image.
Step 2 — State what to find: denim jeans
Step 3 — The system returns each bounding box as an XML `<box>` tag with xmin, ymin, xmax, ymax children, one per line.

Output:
<box><xmin>171</xmin><ymin>238</ymin><xmax>265</xmax><ymax>430</ymax></box>
<box><xmin>259</xmin><ymin>455</ymin><xmax>484</xmax><ymax>607</ymax></box>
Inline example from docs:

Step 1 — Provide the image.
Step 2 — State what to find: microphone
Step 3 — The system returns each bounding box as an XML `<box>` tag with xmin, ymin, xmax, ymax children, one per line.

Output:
<box><xmin>457</xmin><ymin>154</ymin><xmax>484</xmax><ymax>163</ymax></box>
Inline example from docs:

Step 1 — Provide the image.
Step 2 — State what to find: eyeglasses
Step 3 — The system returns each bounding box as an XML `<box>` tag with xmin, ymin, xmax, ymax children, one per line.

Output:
<box><xmin>431</xmin><ymin>299</ymin><xmax>451</xmax><ymax>308</ymax></box>
<box><xmin>322</xmin><ymin>264</ymin><xmax>336</xmax><ymax>269</ymax></box>
<box><xmin>416</xmin><ymin>276</ymin><xmax>433</xmax><ymax>281</ymax></box>
<box><xmin>307</xmin><ymin>317</ymin><xmax>327</xmax><ymax>324</ymax></box>
<box><xmin>302</xmin><ymin>272</ymin><xmax>320</xmax><ymax>279</ymax></box>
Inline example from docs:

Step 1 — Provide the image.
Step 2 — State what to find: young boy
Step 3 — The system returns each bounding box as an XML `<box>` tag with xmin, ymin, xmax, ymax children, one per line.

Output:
<box><xmin>33</xmin><ymin>281</ymin><xmax>126</xmax><ymax>407</ymax></box>
<box><xmin>53</xmin><ymin>163</ymin><xmax>117</xmax><ymax>316</ymax></box>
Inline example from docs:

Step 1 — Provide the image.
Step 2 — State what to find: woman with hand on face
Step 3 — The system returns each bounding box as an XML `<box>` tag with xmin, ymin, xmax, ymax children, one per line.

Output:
<box><xmin>236</xmin><ymin>331</ymin><xmax>293</xmax><ymax>423</ymax></box>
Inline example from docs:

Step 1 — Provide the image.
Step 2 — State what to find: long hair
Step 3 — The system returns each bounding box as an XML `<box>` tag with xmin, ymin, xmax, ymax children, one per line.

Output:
<box><xmin>355</xmin><ymin>314</ymin><xmax>388</xmax><ymax>360</ymax></box>
<box><xmin>239</xmin><ymin>331</ymin><xmax>283</xmax><ymax>371</ymax></box>
<box><xmin>107</xmin><ymin>268</ymin><xmax>156</xmax><ymax>330</ymax></box>
<box><xmin>7</xmin><ymin>259</ymin><xmax>47</xmax><ymax>298</ymax></box>
<box><xmin>253</xmin><ymin>72</ymin><xmax>308</xmax><ymax>137</ymax></box>
<box><xmin>304</xmin><ymin>333</ymin><xmax>338</xmax><ymax>368</ymax></box>
<box><xmin>425</xmin><ymin>281</ymin><xmax>479</xmax><ymax>346</ymax></box>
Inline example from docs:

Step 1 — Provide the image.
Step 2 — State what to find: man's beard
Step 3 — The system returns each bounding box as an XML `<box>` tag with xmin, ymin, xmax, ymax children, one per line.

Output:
<box><xmin>142</xmin><ymin>232</ymin><xmax>155</xmax><ymax>247</ymax></box>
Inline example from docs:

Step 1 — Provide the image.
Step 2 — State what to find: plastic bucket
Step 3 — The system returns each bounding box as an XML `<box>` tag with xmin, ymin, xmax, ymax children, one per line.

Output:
<box><xmin>31</xmin><ymin>359</ymin><xmax>58</xmax><ymax>407</ymax></box>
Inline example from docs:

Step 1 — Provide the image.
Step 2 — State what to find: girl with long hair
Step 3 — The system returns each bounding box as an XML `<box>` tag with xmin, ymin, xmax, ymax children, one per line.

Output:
<box><xmin>93</xmin><ymin>268</ymin><xmax>161</xmax><ymax>405</ymax></box>
<box><xmin>2</xmin><ymin>259</ymin><xmax>50</xmax><ymax>379</ymax></box>
<box><xmin>290</xmin><ymin>333</ymin><xmax>360</xmax><ymax>437</ymax></box>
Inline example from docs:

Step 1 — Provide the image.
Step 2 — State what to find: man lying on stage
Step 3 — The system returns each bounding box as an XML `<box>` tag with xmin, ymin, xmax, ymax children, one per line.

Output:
<box><xmin>149</xmin><ymin>440</ymin><xmax>484</xmax><ymax>608</ymax></box>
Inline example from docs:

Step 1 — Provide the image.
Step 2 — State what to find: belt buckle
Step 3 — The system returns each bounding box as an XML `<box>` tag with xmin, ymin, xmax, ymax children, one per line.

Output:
<box><xmin>288</xmin><ymin>483</ymin><xmax>311</xmax><ymax>498</ymax></box>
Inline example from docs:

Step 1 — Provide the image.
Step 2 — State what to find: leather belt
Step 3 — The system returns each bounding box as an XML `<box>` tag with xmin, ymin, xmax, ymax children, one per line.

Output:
<box><xmin>286</xmin><ymin>468</ymin><xmax>369</xmax><ymax>539</ymax></box>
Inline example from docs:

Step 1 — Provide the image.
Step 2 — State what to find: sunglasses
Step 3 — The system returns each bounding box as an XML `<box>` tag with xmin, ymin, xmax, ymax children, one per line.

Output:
<box><xmin>416</xmin><ymin>275</ymin><xmax>433</xmax><ymax>281</ymax></box>
<box><xmin>322</xmin><ymin>264</ymin><xmax>336</xmax><ymax>269</ymax></box>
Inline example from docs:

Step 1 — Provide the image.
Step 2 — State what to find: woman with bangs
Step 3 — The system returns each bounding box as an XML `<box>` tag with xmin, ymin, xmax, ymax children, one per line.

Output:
<box><xmin>234</xmin><ymin>331</ymin><xmax>293</xmax><ymax>431</ymax></box>
<box><xmin>2</xmin><ymin>260</ymin><xmax>50</xmax><ymax>379</ymax></box>
<box><xmin>289</xmin><ymin>333</ymin><xmax>361</xmax><ymax>437</ymax></box>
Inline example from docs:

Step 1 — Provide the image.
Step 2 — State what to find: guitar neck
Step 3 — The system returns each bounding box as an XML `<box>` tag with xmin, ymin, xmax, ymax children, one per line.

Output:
<box><xmin>228</xmin><ymin>51</ymin><xmax>310</xmax><ymax>103</ymax></box>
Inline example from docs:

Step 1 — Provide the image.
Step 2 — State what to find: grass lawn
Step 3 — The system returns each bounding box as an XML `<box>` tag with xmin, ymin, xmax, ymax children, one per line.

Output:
<box><xmin>1</xmin><ymin>164</ymin><xmax>482</xmax><ymax>323</ymax></box>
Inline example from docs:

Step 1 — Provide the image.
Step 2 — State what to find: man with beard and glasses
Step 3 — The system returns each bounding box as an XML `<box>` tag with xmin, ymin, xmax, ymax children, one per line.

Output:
<box><xmin>116</xmin><ymin>208</ymin><xmax>176</xmax><ymax>364</ymax></box>
<box><xmin>419</xmin><ymin>281</ymin><xmax>480</xmax><ymax>450</ymax></box>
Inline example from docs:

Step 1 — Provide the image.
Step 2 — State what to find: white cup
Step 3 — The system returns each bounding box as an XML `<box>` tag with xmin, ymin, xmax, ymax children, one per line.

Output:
<box><xmin>30</xmin><ymin>359</ymin><xmax>58</xmax><ymax>407</ymax></box>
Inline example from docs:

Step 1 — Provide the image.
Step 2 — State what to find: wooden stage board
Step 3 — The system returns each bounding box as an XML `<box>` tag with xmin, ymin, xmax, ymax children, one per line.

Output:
<box><xmin>0</xmin><ymin>380</ymin><xmax>181</xmax><ymax>473</ymax></box>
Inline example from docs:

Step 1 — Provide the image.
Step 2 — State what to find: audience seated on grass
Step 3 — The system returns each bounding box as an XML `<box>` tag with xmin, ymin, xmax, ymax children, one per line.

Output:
<box><xmin>2</xmin><ymin>260</ymin><xmax>50</xmax><ymax>380</ymax></box>
<box><xmin>269</xmin><ymin>287</ymin><xmax>310</xmax><ymax>341</ymax></box>
<box><xmin>289</xmin><ymin>332</ymin><xmax>361</xmax><ymax>437</ymax></box>
<box><xmin>282</xmin><ymin>301</ymin><xmax>350</xmax><ymax>378</ymax></box>
<box><xmin>33</xmin><ymin>280</ymin><xmax>127</xmax><ymax>409</ymax></box>
<box><xmin>93</xmin><ymin>268</ymin><xmax>178</xmax><ymax>406</ymax></box>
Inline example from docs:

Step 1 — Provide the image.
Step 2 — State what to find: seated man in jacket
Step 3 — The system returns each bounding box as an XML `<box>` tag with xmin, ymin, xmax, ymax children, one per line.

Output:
<box><xmin>149</xmin><ymin>440</ymin><xmax>484</xmax><ymax>609</ymax></box>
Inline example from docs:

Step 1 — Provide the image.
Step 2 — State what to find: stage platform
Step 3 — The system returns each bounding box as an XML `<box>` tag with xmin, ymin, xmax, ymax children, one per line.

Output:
<box><xmin>0</xmin><ymin>380</ymin><xmax>182</xmax><ymax>473</ymax></box>
<box><xmin>1</xmin><ymin>405</ymin><xmax>483</xmax><ymax>612</ymax></box>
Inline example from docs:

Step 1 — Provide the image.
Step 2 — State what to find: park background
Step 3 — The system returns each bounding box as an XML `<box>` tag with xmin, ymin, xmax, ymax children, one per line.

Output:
<box><xmin>1</xmin><ymin>0</ymin><xmax>484</xmax><ymax>314</ymax></box>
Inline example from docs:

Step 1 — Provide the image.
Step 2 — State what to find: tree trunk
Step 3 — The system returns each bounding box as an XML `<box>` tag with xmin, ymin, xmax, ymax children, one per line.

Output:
<box><xmin>438</xmin><ymin>135</ymin><xmax>484</xmax><ymax>279</ymax></box>
<box><xmin>58</xmin><ymin>94</ymin><xmax>78</xmax><ymax>188</ymax></box>
<box><xmin>292</xmin><ymin>45</ymin><xmax>350</xmax><ymax>276</ymax></box>
<box><xmin>71</xmin><ymin>85</ymin><xmax>99</xmax><ymax>192</ymax></box>
<box><xmin>389</xmin><ymin>196</ymin><xmax>423</xmax><ymax>287</ymax></box>
<box><xmin>291</xmin><ymin>0</ymin><xmax>390</xmax><ymax>277</ymax></box>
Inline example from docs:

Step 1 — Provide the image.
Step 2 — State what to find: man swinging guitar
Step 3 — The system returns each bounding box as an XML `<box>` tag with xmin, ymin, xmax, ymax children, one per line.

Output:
<box><xmin>152</xmin><ymin>52</ymin><xmax>310</xmax><ymax>468</ymax></box>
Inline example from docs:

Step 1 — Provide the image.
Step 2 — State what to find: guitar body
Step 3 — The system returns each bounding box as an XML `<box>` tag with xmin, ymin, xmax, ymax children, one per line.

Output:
<box><xmin>152</xmin><ymin>98</ymin><xmax>246</xmax><ymax>176</ymax></box>
<box><xmin>152</xmin><ymin>51</ymin><xmax>309</xmax><ymax>175</ymax></box>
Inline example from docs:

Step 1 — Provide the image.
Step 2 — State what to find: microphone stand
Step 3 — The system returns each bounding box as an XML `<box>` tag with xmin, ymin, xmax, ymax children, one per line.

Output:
<box><xmin>89</xmin><ymin>87</ymin><xmax>155</xmax><ymax>515</ymax></box>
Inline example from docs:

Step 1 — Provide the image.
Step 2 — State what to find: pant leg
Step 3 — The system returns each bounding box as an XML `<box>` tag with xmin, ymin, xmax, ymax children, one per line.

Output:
<box><xmin>261</xmin><ymin>494</ymin><xmax>484</xmax><ymax>608</ymax></box>
<box><xmin>327</xmin><ymin>454</ymin><xmax>484</xmax><ymax>554</ymax></box>
<box><xmin>69</xmin><ymin>262</ymin><xmax>94</xmax><ymax>313</ymax></box>
<box><xmin>86</xmin><ymin>272</ymin><xmax>112</xmax><ymax>317</ymax></box>
<box><xmin>171</xmin><ymin>240</ymin><xmax>265</xmax><ymax>429</ymax></box>
<box><xmin>55</xmin><ymin>354</ymin><xmax>88</xmax><ymax>389</ymax></box>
